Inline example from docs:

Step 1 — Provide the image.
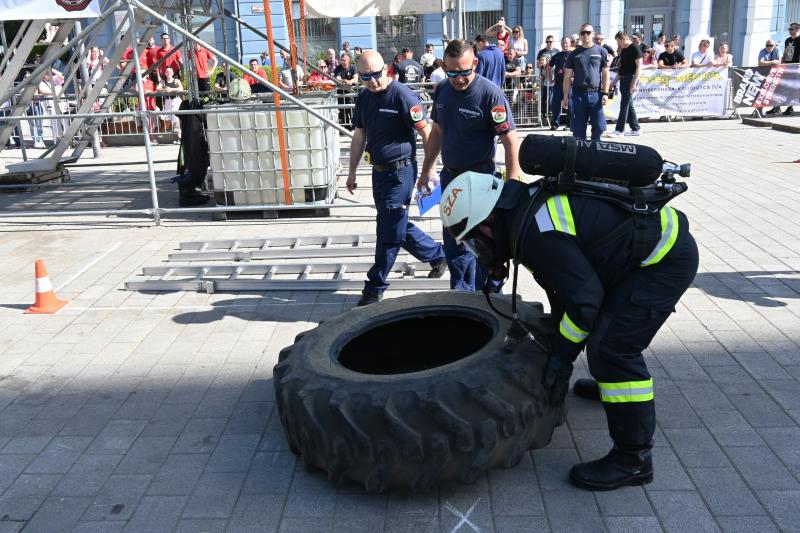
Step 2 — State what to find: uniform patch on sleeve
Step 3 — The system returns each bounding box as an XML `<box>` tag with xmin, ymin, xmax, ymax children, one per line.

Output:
<box><xmin>410</xmin><ymin>105</ymin><xmax>424</xmax><ymax>123</ymax></box>
<box><xmin>491</xmin><ymin>105</ymin><xmax>507</xmax><ymax>124</ymax></box>
<box><xmin>495</xmin><ymin>122</ymin><xmax>510</xmax><ymax>133</ymax></box>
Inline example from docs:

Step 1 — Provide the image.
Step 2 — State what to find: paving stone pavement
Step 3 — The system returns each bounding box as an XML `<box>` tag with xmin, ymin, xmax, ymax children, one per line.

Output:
<box><xmin>0</xmin><ymin>119</ymin><xmax>799</xmax><ymax>532</ymax></box>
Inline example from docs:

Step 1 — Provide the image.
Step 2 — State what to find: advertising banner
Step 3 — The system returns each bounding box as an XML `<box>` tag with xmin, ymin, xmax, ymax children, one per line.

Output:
<box><xmin>304</xmin><ymin>0</ymin><xmax>450</xmax><ymax>17</ymax></box>
<box><xmin>604</xmin><ymin>67</ymin><xmax>729</xmax><ymax>118</ymax></box>
<box><xmin>0</xmin><ymin>0</ymin><xmax>101</xmax><ymax>20</ymax></box>
<box><xmin>731</xmin><ymin>64</ymin><xmax>800</xmax><ymax>108</ymax></box>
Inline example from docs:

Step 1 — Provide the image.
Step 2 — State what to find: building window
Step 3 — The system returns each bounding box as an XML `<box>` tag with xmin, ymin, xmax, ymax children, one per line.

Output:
<box><xmin>292</xmin><ymin>16</ymin><xmax>338</xmax><ymax>61</ymax></box>
<box><xmin>464</xmin><ymin>10</ymin><xmax>503</xmax><ymax>43</ymax></box>
<box><xmin>376</xmin><ymin>15</ymin><xmax>421</xmax><ymax>61</ymax></box>
<box><xmin>564</xmin><ymin>0</ymin><xmax>589</xmax><ymax>36</ymax></box>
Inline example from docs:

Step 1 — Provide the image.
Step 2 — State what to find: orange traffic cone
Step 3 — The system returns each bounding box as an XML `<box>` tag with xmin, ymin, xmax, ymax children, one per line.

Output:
<box><xmin>25</xmin><ymin>260</ymin><xmax>68</xmax><ymax>314</ymax></box>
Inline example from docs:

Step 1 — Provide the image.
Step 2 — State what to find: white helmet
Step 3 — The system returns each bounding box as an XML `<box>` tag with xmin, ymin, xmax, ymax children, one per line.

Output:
<box><xmin>440</xmin><ymin>172</ymin><xmax>504</xmax><ymax>242</ymax></box>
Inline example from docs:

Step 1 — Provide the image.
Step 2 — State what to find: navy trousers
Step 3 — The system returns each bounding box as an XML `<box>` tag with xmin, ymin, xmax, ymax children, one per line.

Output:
<box><xmin>365</xmin><ymin>163</ymin><xmax>445</xmax><ymax>295</ymax></box>
<box><xmin>571</xmin><ymin>90</ymin><xmax>606</xmax><ymax>140</ymax></box>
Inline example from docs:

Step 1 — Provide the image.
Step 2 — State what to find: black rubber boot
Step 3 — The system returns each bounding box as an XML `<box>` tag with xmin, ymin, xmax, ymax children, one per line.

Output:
<box><xmin>179</xmin><ymin>188</ymin><xmax>209</xmax><ymax>207</ymax></box>
<box><xmin>569</xmin><ymin>442</ymin><xmax>654</xmax><ymax>491</ymax></box>
<box><xmin>573</xmin><ymin>378</ymin><xmax>601</xmax><ymax>401</ymax></box>
<box><xmin>356</xmin><ymin>291</ymin><xmax>382</xmax><ymax>307</ymax></box>
<box><xmin>428</xmin><ymin>260</ymin><xmax>447</xmax><ymax>279</ymax></box>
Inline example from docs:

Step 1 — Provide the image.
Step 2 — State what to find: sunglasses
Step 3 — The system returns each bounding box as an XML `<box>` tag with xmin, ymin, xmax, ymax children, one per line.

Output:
<box><xmin>580</xmin><ymin>30</ymin><xmax>593</xmax><ymax>36</ymax></box>
<box><xmin>766</xmin><ymin>44</ymin><xmax>775</xmax><ymax>47</ymax></box>
<box><xmin>358</xmin><ymin>69</ymin><xmax>383</xmax><ymax>81</ymax></box>
<box><xmin>445</xmin><ymin>68</ymin><xmax>473</xmax><ymax>78</ymax></box>
<box><xmin>546</xmin><ymin>40</ymin><xmax>553</xmax><ymax>43</ymax></box>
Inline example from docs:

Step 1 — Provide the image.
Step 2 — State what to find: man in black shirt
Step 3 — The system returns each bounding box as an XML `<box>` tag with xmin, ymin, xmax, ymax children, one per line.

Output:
<box><xmin>504</xmin><ymin>48</ymin><xmax>522</xmax><ymax>90</ymax></box>
<box><xmin>548</xmin><ymin>36</ymin><xmax>572</xmax><ymax>130</ymax></box>
<box><xmin>768</xmin><ymin>22</ymin><xmax>799</xmax><ymax>115</ymax></box>
<box><xmin>606</xmin><ymin>31</ymin><xmax>642</xmax><ymax>137</ymax></box>
<box><xmin>394</xmin><ymin>48</ymin><xmax>424</xmax><ymax>85</ymax></box>
<box><xmin>334</xmin><ymin>53</ymin><xmax>358</xmax><ymax>128</ymax></box>
<box><xmin>657</xmin><ymin>40</ymin><xmax>687</xmax><ymax>68</ymax></box>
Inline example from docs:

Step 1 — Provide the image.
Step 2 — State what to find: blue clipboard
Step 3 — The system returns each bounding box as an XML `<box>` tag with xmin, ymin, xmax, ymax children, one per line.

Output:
<box><xmin>417</xmin><ymin>184</ymin><xmax>441</xmax><ymax>215</ymax></box>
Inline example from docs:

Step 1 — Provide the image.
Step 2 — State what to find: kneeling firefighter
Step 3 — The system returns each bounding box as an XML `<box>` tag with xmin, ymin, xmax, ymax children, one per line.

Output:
<box><xmin>439</xmin><ymin>135</ymin><xmax>699</xmax><ymax>490</ymax></box>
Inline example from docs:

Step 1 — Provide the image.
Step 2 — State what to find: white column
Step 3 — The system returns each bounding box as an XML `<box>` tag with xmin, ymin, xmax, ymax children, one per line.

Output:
<box><xmin>597</xmin><ymin>0</ymin><xmax>623</xmax><ymax>38</ymax></box>
<box><xmin>741</xmin><ymin>0</ymin><xmax>777</xmax><ymax>66</ymax></box>
<box><xmin>536</xmin><ymin>0</ymin><xmax>564</xmax><ymax>51</ymax></box>
<box><xmin>684</xmin><ymin>0</ymin><xmax>713</xmax><ymax>60</ymax></box>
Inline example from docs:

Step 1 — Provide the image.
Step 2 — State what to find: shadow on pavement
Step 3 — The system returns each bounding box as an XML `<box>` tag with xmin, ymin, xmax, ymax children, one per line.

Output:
<box><xmin>694</xmin><ymin>271</ymin><xmax>800</xmax><ymax>307</ymax></box>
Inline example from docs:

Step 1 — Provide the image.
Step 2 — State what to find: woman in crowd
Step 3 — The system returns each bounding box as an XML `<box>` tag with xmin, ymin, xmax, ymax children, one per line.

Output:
<box><xmin>642</xmin><ymin>48</ymin><xmax>657</xmax><ymax>69</ymax></box>
<box><xmin>86</xmin><ymin>46</ymin><xmax>109</xmax><ymax>87</ymax></box>
<box><xmin>429</xmin><ymin>59</ymin><xmax>446</xmax><ymax>84</ymax></box>
<box><xmin>486</xmin><ymin>18</ymin><xmax>511</xmax><ymax>50</ymax></box>
<box><xmin>509</xmin><ymin>26</ymin><xmax>529</xmax><ymax>69</ymax></box>
<box><xmin>157</xmin><ymin>66</ymin><xmax>183</xmax><ymax>144</ymax></box>
<box><xmin>306</xmin><ymin>60</ymin><xmax>335</xmax><ymax>91</ymax></box>
<box><xmin>713</xmin><ymin>42</ymin><xmax>733</xmax><ymax>67</ymax></box>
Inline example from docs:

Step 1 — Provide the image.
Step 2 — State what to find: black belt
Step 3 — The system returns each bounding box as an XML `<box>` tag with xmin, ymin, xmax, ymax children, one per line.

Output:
<box><xmin>372</xmin><ymin>158</ymin><xmax>413</xmax><ymax>172</ymax></box>
<box><xmin>573</xmin><ymin>86</ymin><xmax>600</xmax><ymax>92</ymax></box>
<box><xmin>443</xmin><ymin>161</ymin><xmax>495</xmax><ymax>177</ymax></box>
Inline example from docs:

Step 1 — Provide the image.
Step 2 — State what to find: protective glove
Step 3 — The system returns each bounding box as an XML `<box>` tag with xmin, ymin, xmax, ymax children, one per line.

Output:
<box><xmin>542</xmin><ymin>354</ymin><xmax>574</xmax><ymax>406</ymax></box>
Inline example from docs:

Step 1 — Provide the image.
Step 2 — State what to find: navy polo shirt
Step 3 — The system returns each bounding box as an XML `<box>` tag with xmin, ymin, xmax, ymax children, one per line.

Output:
<box><xmin>549</xmin><ymin>50</ymin><xmax>569</xmax><ymax>84</ymax></box>
<box><xmin>430</xmin><ymin>74</ymin><xmax>515</xmax><ymax>169</ymax></box>
<box><xmin>565</xmin><ymin>44</ymin><xmax>607</xmax><ymax>89</ymax></box>
<box><xmin>476</xmin><ymin>44</ymin><xmax>506</xmax><ymax>87</ymax></box>
<box><xmin>352</xmin><ymin>80</ymin><xmax>427</xmax><ymax>164</ymax></box>
<box><xmin>396</xmin><ymin>59</ymin><xmax>424</xmax><ymax>84</ymax></box>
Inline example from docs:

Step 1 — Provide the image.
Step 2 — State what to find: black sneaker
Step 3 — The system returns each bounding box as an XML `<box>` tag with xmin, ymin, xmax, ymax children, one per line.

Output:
<box><xmin>356</xmin><ymin>291</ymin><xmax>382</xmax><ymax>306</ymax></box>
<box><xmin>428</xmin><ymin>260</ymin><xmax>447</xmax><ymax>279</ymax></box>
<box><xmin>766</xmin><ymin>107</ymin><xmax>780</xmax><ymax>115</ymax></box>
<box><xmin>783</xmin><ymin>107</ymin><xmax>794</xmax><ymax>116</ymax></box>
<box><xmin>550</xmin><ymin>124</ymin><xmax>558</xmax><ymax>131</ymax></box>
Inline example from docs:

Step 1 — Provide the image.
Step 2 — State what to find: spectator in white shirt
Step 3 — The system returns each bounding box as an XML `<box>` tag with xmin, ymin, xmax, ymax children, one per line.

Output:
<box><xmin>690</xmin><ymin>39</ymin><xmax>713</xmax><ymax>67</ymax></box>
<box><xmin>652</xmin><ymin>33</ymin><xmax>666</xmax><ymax>58</ymax></box>
<box><xmin>713</xmin><ymin>42</ymin><xmax>733</xmax><ymax>67</ymax></box>
<box><xmin>429</xmin><ymin>59</ymin><xmax>446</xmax><ymax>84</ymax></box>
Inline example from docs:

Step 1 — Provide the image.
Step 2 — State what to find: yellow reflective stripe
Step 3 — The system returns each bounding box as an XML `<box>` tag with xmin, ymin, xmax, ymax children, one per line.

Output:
<box><xmin>597</xmin><ymin>379</ymin><xmax>654</xmax><ymax>403</ymax></box>
<box><xmin>559</xmin><ymin>312</ymin><xmax>589</xmax><ymax>343</ymax></box>
<box><xmin>546</xmin><ymin>195</ymin><xmax>576</xmax><ymax>236</ymax></box>
<box><xmin>641</xmin><ymin>206</ymin><xmax>679</xmax><ymax>266</ymax></box>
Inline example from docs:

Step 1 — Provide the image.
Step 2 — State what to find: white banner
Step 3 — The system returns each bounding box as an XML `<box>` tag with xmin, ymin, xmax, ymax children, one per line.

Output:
<box><xmin>304</xmin><ymin>0</ymin><xmax>450</xmax><ymax>18</ymax></box>
<box><xmin>0</xmin><ymin>0</ymin><xmax>101</xmax><ymax>20</ymax></box>
<box><xmin>604</xmin><ymin>67</ymin><xmax>730</xmax><ymax>119</ymax></box>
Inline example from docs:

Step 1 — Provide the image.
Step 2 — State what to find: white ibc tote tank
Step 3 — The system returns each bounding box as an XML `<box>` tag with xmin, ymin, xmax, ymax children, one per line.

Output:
<box><xmin>206</xmin><ymin>95</ymin><xmax>338</xmax><ymax>207</ymax></box>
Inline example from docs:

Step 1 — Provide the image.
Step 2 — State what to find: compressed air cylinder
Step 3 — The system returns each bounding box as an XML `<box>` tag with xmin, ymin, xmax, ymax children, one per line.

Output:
<box><xmin>519</xmin><ymin>134</ymin><xmax>664</xmax><ymax>186</ymax></box>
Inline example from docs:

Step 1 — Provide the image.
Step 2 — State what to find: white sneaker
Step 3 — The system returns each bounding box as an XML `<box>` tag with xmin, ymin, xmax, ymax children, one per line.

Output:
<box><xmin>624</xmin><ymin>130</ymin><xmax>642</xmax><ymax>136</ymax></box>
<box><xmin>604</xmin><ymin>130</ymin><xmax>623</xmax><ymax>137</ymax></box>
<box><xmin>33</xmin><ymin>141</ymin><xmax>45</xmax><ymax>149</ymax></box>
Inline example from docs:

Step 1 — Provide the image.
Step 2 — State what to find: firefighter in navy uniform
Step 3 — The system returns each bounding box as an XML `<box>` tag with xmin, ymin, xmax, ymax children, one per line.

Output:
<box><xmin>418</xmin><ymin>39</ymin><xmax>521</xmax><ymax>291</ymax></box>
<box><xmin>347</xmin><ymin>50</ymin><xmax>447</xmax><ymax>306</ymax></box>
<box><xmin>439</xmin><ymin>171</ymin><xmax>699</xmax><ymax>490</ymax></box>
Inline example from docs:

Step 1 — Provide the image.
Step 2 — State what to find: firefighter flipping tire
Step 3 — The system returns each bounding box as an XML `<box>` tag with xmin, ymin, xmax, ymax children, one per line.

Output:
<box><xmin>273</xmin><ymin>291</ymin><xmax>565</xmax><ymax>493</ymax></box>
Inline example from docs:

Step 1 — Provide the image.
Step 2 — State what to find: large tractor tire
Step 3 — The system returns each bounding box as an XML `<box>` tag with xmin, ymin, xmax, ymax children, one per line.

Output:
<box><xmin>273</xmin><ymin>291</ymin><xmax>565</xmax><ymax>493</ymax></box>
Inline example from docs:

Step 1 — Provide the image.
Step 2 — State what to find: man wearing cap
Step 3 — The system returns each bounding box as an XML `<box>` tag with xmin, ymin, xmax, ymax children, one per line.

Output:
<box><xmin>394</xmin><ymin>47</ymin><xmax>425</xmax><ymax>85</ymax></box>
<box><xmin>347</xmin><ymin>50</ymin><xmax>447</xmax><ymax>306</ymax></box>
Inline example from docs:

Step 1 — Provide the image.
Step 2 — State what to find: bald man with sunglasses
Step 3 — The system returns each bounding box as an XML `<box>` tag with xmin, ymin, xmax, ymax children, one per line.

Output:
<box><xmin>347</xmin><ymin>50</ymin><xmax>446</xmax><ymax>306</ymax></box>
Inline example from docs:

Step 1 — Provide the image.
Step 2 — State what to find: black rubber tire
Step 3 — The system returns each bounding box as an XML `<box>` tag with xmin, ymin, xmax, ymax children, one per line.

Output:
<box><xmin>273</xmin><ymin>291</ymin><xmax>565</xmax><ymax>493</ymax></box>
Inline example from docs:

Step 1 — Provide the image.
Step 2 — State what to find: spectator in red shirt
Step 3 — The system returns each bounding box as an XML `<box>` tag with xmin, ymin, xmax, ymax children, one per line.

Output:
<box><xmin>244</xmin><ymin>59</ymin><xmax>271</xmax><ymax>93</ymax></box>
<box><xmin>144</xmin><ymin>36</ymin><xmax>159</xmax><ymax>82</ymax></box>
<box><xmin>156</xmin><ymin>33</ymin><xmax>182</xmax><ymax>79</ymax></box>
<box><xmin>119</xmin><ymin>36</ymin><xmax>149</xmax><ymax>75</ymax></box>
<box><xmin>192</xmin><ymin>43</ymin><xmax>217</xmax><ymax>94</ymax></box>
